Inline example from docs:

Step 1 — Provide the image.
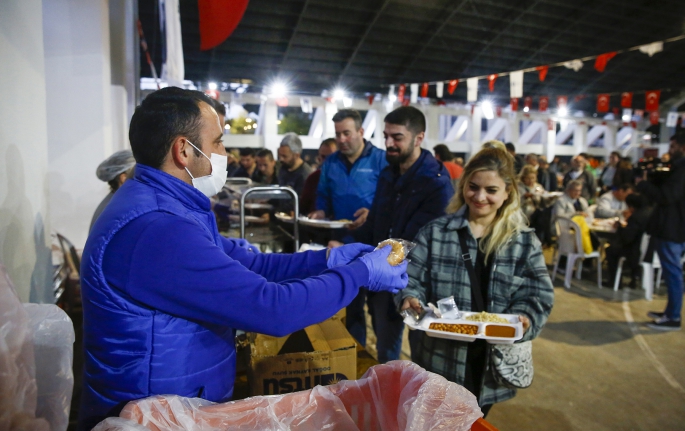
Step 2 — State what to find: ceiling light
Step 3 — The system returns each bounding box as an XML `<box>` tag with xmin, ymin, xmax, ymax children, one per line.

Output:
<box><xmin>333</xmin><ymin>88</ymin><xmax>345</xmax><ymax>100</ymax></box>
<box><xmin>343</xmin><ymin>97</ymin><xmax>353</xmax><ymax>108</ymax></box>
<box><xmin>558</xmin><ymin>107</ymin><xmax>568</xmax><ymax>117</ymax></box>
<box><xmin>523</xmin><ymin>106</ymin><xmax>530</xmax><ymax>113</ymax></box>
<box><xmin>481</xmin><ymin>100</ymin><xmax>495</xmax><ymax>120</ymax></box>
<box><xmin>208</xmin><ymin>82</ymin><xmax>218</xmax><ymax>90</ymax></box>
<box><xmin>269</xmin><ymin>81</ymin><xmax>288</xmax><ymax>98</ymax></box>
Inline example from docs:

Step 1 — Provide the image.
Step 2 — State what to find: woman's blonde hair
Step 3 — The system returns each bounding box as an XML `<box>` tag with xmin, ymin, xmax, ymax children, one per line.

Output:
<box><xmin>519</xmin><ymin>164</ymin><xmax>537</xmax><ymax>181</ymax></box>
<box><xmin>446</xmin><ymin>140</ymin><xmax>527</xmax><ymax>261</ymax></box>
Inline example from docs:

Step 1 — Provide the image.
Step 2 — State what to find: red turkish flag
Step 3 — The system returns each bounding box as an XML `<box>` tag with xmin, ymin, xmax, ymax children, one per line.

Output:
<box><xmin>620</xmin><ymin>92</ymin><xmax>633</xmax><ymax>108</ymax></box>
<box><xmin>204</xmin><ymin>89</ymin><xmax>219</xmax><ymax>100</ymax></box>
<box><xmin>645</xmin><ymin>90</ymin><xmax>660</xmax><ymax>111</ymax></box>
<box><xmin>597</xmin><ymin>94</ymin><xmax>610</xmax><ymax>113</ymax></box>
<box><xmin>397</xmin><ymin>84</ymin><xmax>406</xmax><ymax>101</ymax></box>
<box><xmin>368</xmin><ymin>94</ymin><xmax>375</xmax><ymax>105</ymax></box>
<box><xmin>401</xmin><ymin>96</ymin><xmax>410</xmax><ymax>107</ymax></box>
<box><xmin>557</xmin><ymin>96</ymin><xmax>568</xmax><ymax>109</ymax></box>
<box><xmin>649</xmin><ymin>110</ymin><xmax>660</xmax><ymax>125</ymax></box>
<box><xmin>199</xmin><ymin>0</ymin><xmax>250</xmax><ymax>50</ymax></box>
<box><xmin>536</xmin><ymin>65</ymin><xmax>549</xmax><ymax>82</ymax></box>
<box><xmin>447</xmin><ymin>80</ymin><xmax>458</xmax><ymax>95</ymax></box>
<box><xmin>524</xmin><ymin>96</ymin><xmax>532</xmax><ymax>109</ymax></box>
<box><xmin>488</xmin><ymin>74</ymin><xmax>497</xmax><ymax>92</ymax></box>
<box><xmin>511</xmin><ymin>98</ymin><xmax>519</xmax><ymax>111</ymax></box>
<box><xmin>594</xmin><ymin>52</ymin><xmax>617</xmax><ymax>72</ymax></box>
<box><xmin>420</xmin><ymin>83</ymin><xmax>429</xmax><ymax>98</ymax></box>
<box><xmin>539</xmin><ymin>96</ymin><xmax>549</xmax><ymax>112</ymax></box>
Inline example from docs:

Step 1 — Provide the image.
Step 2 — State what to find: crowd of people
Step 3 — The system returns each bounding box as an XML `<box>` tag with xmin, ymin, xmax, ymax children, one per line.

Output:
<box><xmin>86</xmin><ymin>88</ymin><xmax>683</xmax><ymax>426</ymax></box>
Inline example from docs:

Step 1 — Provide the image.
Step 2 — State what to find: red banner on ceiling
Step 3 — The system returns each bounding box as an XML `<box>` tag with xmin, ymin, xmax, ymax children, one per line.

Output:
<box><xmin>367</xmin><ymin>94</ymin><xmax>375</xmax><ymax>105</ymax></box>
<box><xmin>557</xmin><ymin>96</ymin><xmax>568</xmax><ymax>108</ymax></box>
<box><xmin>536</xmin><ymin>65</ymin><xmax>549</xmax><ymax>82</ymax></box>
<box><xmin>447</xmin><ymin>80</ymin><xmax>458</xmax><ymax>95</ymax></box>
<box><xmin>420</xmin><ymin>82</ymin><xmax>429</xmax><ymax>98</ymax></box>
<box><xmin>594</xmin><ymin>52</ymin><xmax>617</xmax><ymax>72</ymax></box>
<box><xmin>397</xmin><ymin>84</ymin><xmax>406</xmax><ymax>101</ymax></box>
<box><xmin>539</xmin><ymin>96</ymin><xmax>549</xmax><ymax>112</ymax></box>
<box><xmin>597</xmin><ymin>94</ymin><xmax>610</xmax><ymax>113</ymax></box>
<box><xmin>199</xmin><ymin>0</ymin><xmax>250</xmax><ymax>50</ymax></box>
<box><xmin>620</xmin><ymin>92</ymin><xmax>633</xmax><ymax>108</ymax></box>
<box><xmin>488</xmin><ymin>74</ymin><xmax>497</xmax><ymax>92</ymax></box>
<box><xmin>645</xmin><ymin>90</ymin><xmax>660</xmax><ymax>111</ymax></box>
<box><xmin>511</xmin><ymin>98</ymin><xmax>519</xmax><ymax>111</ymax></box>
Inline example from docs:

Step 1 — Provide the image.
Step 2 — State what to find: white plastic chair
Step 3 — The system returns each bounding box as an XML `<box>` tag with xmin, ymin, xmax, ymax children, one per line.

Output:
<box><xmin>612</xmin><ymin>234</ymin><xmax>662</xmax><ymax>300</ymax></box>
<box><xmin>551</xmin><ymin>217</ymin><xmax>602</xmax><ymax>289</ymax></box>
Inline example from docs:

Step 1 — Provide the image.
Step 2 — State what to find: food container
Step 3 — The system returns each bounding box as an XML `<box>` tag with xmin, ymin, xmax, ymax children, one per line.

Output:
<box><xmin>403</xmin><ymin>311</ymin><xmax>523</xmax><ymax>344</ymax></box>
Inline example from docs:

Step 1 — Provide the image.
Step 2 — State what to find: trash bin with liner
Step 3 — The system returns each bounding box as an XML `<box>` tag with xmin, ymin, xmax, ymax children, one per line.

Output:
<box><xmin>93</xmin><ymin>360</ymin><xmax>499</xmax><ymax>431</ymax></box>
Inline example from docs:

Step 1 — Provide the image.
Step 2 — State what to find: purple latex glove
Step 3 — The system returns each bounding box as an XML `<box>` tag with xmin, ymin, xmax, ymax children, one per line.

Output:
<box><xmin>327</xmin><ymin>243</ymin><xmax>375</xmax><ymax>268</ymax></box>
<box><xmin>359</xmin><ymin>246</ymin><xmax>409</xmax><ymax>293</ymax></box>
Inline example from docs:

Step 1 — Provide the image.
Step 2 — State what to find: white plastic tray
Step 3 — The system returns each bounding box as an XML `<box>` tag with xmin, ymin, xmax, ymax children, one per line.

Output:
<box><xmin>275</xmin><ymin>212</ymin><xmax>294</xmax><ymax>224</ymax></box>
<box><xmin>298</xmin><ymin>217</ymin><xmax>350</xmax><ymax>229</ymax></box>
<box><xmin>404</xmin><ymin>311</ymin><xmax>523</xmax><ymax>344</ymax></box>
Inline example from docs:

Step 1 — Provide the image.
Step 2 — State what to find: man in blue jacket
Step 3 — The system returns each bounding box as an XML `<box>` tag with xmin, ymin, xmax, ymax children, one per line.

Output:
<box><xmin>353</xmin><ymin>106</ymin><xmax>454</xmax><ymax>363</ymax></box>
<box><xmin>78</xmin><ymin>88</ymin><xmax>408</xmax><ymax>430</ymax></box>
<box><xmin>308</xmin><ymin>109</ymin><xmax>387</xmax><ymax>347</ymax></box>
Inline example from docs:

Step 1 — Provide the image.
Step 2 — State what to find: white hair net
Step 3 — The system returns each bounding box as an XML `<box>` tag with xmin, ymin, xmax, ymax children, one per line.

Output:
<box><xmin>96</xmin><ymin>150</ymin><xmax>135</xmax><ymax>182</ymax></box>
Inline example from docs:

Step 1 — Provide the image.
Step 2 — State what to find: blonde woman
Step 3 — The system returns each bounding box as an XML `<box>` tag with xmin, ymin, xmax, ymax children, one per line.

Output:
<box><xmin>398</xmin><ymin>141</ymin><xmax>554</xmax><ymax>416</ymax></box>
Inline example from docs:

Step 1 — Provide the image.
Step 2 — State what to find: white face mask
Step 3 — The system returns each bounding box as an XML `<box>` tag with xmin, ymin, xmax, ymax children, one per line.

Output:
<box><xmin>184</xmin><ymin>140</ymin><xmax>228</xmax><ymax>197</ymax></box>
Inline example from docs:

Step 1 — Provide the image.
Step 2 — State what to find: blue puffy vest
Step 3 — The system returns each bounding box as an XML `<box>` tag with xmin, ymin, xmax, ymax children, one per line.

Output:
<box><xmin>78</xmin><ymin>165</ymin><xmax>235</xmax><ymax>430</ymax></box>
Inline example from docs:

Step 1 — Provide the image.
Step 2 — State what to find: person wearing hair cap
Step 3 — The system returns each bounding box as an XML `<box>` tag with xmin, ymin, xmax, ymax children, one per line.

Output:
<box><xmin>90</xmin><ymin>149</ymin><xmax>136</xmax><ymax>231</ymax></box>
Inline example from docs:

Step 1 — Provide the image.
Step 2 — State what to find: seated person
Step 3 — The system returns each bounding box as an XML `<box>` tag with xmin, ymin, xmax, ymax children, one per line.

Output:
<box><xmin>90</xmin><ymin>150</ymin><xmax>135</xmax><ymax>231</ymax></box>
<box><xmin>595</xmin><ymin>183</ymin><xmax>634</xmax><ymax>219</ymax></box>
<box><xmin>605</xmin><ymin>193</ymin><xmax>653</xmax><ymax>288</ymax></box>
<box><xmin>552</xmin><ymin>180</ymin><xmax>588</xmax><ymax>223</ymax></box>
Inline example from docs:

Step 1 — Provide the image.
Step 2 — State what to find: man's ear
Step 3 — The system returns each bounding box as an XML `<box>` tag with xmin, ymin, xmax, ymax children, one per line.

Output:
<box><xmin>414</xmin><ymin>131</ymin><xmax>425</xmax><ymax>148</ymax></box>
<box><xmin>170</xmin><ymin>137</ymin><xmax>191</xmax><ymax>168</ymax></box>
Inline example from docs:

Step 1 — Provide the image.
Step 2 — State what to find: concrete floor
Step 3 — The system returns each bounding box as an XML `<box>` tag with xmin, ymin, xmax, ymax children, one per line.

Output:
<box><xmin>365</xmin><ymin>264</ymin><xmax>685</xmax><ymax>431</ymax></box>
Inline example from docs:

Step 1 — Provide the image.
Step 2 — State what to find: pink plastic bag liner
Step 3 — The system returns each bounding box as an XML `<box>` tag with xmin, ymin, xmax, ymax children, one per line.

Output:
<box><xmin>93</xmin><ymin>360</ymin><xmax>482</xmax><ymax>431</ymax></box>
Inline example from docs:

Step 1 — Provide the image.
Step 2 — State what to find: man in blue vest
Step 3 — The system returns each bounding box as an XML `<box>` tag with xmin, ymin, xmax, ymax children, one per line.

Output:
<box><xmin>79</xmin><ymin>88</ymin><xmax>407</xmax><ymax>429</ymax></box>
<box><xmin>308</xmin><ymin>109</ymin><xmax>387</xmax><ymax>348</ymax></box>
<box><xmin>353</xmin><ymin>106</ymin><xmax>453</xmax><ymax>362</ymax></box>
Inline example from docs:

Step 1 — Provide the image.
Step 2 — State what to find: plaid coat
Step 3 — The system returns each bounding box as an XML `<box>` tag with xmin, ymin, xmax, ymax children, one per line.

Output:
<box><xmin>397</xmin><ymin>206</ymin><xmax>554</xmax><ymax>405</ymax></box>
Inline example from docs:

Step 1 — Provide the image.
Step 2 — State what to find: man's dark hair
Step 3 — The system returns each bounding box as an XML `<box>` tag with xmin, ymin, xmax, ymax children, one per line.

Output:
<box><xmin>618</xmin><ymin>183</ymin><xmax>635</xmax><ymax>192</ymax></box>
<box><xmin>129</xmin><ymin>87</ymin><xmax>214</xmax><ymax>168</ymax></box>
<box><xmin>505</xmin><ymin>142</ymin><xmax>516</xmax><ymax>153</ymax></box>
<box><xmin>626</xmin><ymin>193</ymin><xmax>647</xmax><ymax>209</ymax></box>
<box><xmin>240</xmin><ymin>148</ymin><xmax>256</xmax><ymax>157</ymax></box>
<box><xmin>209</xmin><ymin>98</ymin><xmax>226</xmax><ymax>117</ymax></box>
<box><xmin>433</xmin><ymin>144</ymin><xmax>454</xmax><ymax>161</ymax></box>
<box><xmin>671</xmin><ymin>131</ymin><xmax>685</xmax><ymax>146</ymax></box>
<box><xmin>332</xmin><ymin>109</ymin><xmax>362</xmax><ymax>130</ymax></box>
<box><xmin>384</xmin><ymin>106</ymin><xmax>426</xmax><ymax>136</ymax></box>
<box><xmin>320</xmin><ymin>138</ymin><xmax>337</xmax><ymax>149</ymax></box>
<box><xmin>256</xmin><ymin>149</ymin><xmax>274</xmax><ymax>160</ymax></box>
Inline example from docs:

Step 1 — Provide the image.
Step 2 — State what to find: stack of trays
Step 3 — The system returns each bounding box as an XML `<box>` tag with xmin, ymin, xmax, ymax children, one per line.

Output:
<box><xmin>404</xmin><ymin>311</ymin><xmax>523</xmax><ymax>345</ymax></box>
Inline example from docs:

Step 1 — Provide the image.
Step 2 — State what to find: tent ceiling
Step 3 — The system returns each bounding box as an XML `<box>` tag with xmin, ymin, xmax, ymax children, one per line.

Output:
<box><xmin>139</xmin><ymin>0</ymin><xmax>685</xmax><ymax>110</ymax></box>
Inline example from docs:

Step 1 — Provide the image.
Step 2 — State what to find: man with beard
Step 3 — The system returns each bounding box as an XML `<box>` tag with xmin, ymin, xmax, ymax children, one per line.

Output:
<box><xmin>353</xmin><ymin>106</ymin><xmax>454</xmax><ymax>362</ymax></box>
<box><xmin>277</xmin><ymin>133</ymin><xmax>312</xmax><ymax>196</ymax></box>
<box><xmin>310</xmin><ymin>109</ymin><xmax>387</xmax><ymax>348</ymax></box>
<box><xmin>638</xmin><ymin>132</ymin><xmax>685</xmax><ymax>330</ymax></box>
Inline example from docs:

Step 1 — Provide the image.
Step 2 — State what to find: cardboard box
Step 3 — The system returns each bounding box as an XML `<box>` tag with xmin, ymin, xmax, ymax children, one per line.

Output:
<box><xmin>247</xmin><ymin>316</ymin><xmax>356</xmax><ymax>396</ymax></box>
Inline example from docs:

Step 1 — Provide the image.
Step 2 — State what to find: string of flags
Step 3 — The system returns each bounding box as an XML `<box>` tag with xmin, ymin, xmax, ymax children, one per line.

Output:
<box><xmin>383</xmin><ymin>34</ymin><xmax>685</xmax><ymax>122</ymax></box>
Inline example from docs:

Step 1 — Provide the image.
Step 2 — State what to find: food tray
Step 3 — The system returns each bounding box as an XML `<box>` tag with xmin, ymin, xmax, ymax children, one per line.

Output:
<box><xmin>274</xmin><ymin>212</ymin><xmax>294</xmax><ymax>224</ymax></box>
<box><xmin>244</xmin><ymin>203</ymin><xmax>273</xmax><ymax>210</ymax></box>
<box><xmin>297</xmin><ymin>216</ymin><xmax>350</xmax><ymax>229</ymax></box>
<box><xmin>404</xmin><ymin>311</ymin><xmax>523</xmax><ymax>344</ymax></box>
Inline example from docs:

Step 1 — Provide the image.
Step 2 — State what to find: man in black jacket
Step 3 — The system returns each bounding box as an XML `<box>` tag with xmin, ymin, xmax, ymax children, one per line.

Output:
<box><xmin>638</xmin><ymin>132</ymin><xmax>685</xmax><ymax>330</ymax></box>
<box><xmin>352</xmin><ymin>106</ymin><xmax>454</xmax><ymax>362</ymax></box>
